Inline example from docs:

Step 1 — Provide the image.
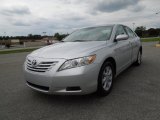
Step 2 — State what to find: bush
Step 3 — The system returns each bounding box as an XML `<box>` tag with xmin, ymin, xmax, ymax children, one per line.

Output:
<box><xmin>5</xmin><ymin>40</ymin><xmax>11</xmax><ymax>48</ymax></box>
<box><xmin>5</xmin><ymin>43</ymin><xmax>11</xmax><ymax>48</ymax></box>
<box><xmin>19</xmin><ymin>41</ymin><xmax>24</xmax><ymax>45</ymax></box>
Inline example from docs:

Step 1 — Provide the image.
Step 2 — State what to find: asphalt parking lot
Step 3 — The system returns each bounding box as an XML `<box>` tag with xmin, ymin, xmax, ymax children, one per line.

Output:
<box><xmin>0</xmin><ymin>42</ymin><xmax>160</xmax><ymax>120</ymax></box>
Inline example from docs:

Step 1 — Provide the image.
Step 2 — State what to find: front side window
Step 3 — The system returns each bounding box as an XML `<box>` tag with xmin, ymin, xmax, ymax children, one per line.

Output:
<box><xmin>116</xmin><ymin>25</ymin><xmax>127</xmax><ymax>36</ymax></box>
<box><xmin>125</xmin><ymin>27</ymin><xmax>135</xmax><ymax>38</ymax></box>
<box><xmin>63</xmin><ymin>26</ymin><xmax>113</xmax><ymax>42</ymax></box>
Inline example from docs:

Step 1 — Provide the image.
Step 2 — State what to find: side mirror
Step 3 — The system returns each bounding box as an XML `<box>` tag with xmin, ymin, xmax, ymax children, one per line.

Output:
<box><xmin>116</xmin><ymin>34</ymin><xmax>129</xmax><ymax>41</ymax></box>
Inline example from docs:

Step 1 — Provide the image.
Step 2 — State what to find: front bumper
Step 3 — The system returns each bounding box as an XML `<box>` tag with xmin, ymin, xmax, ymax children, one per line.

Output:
<box><xmin>24</xmin><ymin>57</ymin><xmax>100</xmax><ymax>95</ymax></box>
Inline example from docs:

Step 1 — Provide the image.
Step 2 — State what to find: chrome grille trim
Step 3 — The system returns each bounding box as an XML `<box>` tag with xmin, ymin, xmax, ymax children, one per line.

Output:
<box><xmin>26</xmin><ymin>59</ymin><xmax>58</xmax><ymax>72</ymax></box>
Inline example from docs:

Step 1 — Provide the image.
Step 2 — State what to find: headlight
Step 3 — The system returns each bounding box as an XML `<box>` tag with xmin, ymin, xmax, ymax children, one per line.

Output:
<box><xmin>58</xmin><ymin>55</ymin><xmax>96</xmax><ymax>71</ymax></box>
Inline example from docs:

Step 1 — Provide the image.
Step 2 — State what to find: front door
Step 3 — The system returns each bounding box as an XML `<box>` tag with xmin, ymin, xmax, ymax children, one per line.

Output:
<box><xmin>114</xmin><ymin>25</ymin><xmax>132</xmax><ymax>73</ymax></box>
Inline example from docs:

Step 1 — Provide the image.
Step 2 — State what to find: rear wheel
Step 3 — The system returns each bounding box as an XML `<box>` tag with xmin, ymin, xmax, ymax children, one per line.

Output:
<box><xmin>135</xmin><ymin>50</ymin><xmax>142</xmax><ymax>66</ymax></box>
<box><xmin>97</xmin><ymin>62</ymin><xmax>114</xmax><ymax>96</ymax></box>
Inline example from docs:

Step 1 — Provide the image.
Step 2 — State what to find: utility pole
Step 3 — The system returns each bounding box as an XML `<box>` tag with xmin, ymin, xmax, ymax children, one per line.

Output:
<box><xmin>1</xmin><ymin>34</ymin><xmax>3</xmax><ymax>48</ymax></box>
<box><xmin>155</xmin><ymin>11</ymin><xmax>160</xmax><ymax>31</ymax></box>
<box><xmin>155</xmin><ymin>11</ymin><xmax>160</xmax><ymax>44</ymax></box>
<box><xmin>132</xmin><ymin>23</ymin><xmax>135</xmax><ymax>31</ymax></box>
<box><xmin>3</xmin><ymin>32</ymin><xmax>6</xmax><ymax>48</ymax></box>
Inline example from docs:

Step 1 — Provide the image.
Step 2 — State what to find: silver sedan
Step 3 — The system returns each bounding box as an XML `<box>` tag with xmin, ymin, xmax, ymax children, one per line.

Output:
<box><xmin>23</xmin><ymin>24</ymin><xmax>142</xmax><ymax>96</ymax></box>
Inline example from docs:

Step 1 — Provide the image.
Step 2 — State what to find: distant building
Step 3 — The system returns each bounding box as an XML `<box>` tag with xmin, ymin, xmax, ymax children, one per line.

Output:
<box><xmin>11</xmin><ymin>39</ymin><xmax>19</xmax><ymax>44</ymax></box>
<box><xmin>41</xmin><ymin>37</ymin><xmax>59</xmax><ymax>45</ymax></box>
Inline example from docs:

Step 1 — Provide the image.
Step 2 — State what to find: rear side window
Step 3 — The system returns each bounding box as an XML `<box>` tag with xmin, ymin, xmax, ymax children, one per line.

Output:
<box><xmin>125</xmin><ymin>27</ymin><xmax>136</xmax><ymax>38</ymax></box>
<box><xmin>116</xmin><ymin>25</ymin><xmax>127</xmax><ymax>36</ymax></box>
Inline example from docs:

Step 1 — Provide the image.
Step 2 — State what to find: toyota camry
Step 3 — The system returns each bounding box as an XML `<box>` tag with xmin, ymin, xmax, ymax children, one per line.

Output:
<box><xmin>23</xmin><ymin>24</ymin><xmax>142</xmax><ymax>96</ymax></box>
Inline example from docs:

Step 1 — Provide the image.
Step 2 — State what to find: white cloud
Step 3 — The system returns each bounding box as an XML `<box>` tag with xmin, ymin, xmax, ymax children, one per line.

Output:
<box><xmin>0</xmin><ymin>0</ymin><xmax>159</xmax><ymax>36</ymax></box>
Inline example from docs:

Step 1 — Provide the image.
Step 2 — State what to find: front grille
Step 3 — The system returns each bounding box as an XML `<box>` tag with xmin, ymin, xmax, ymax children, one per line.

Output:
<box><xmin>26</xmin><ymin>59</ymin><xmax>57</xmax><ymax>72</ymax></box>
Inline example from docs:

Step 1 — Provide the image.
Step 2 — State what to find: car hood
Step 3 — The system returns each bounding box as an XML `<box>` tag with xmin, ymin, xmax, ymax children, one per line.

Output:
<box><xmin>29</xmin><ymin>41</ymin><xmax>106</xmax><ymax>59</ymax></box>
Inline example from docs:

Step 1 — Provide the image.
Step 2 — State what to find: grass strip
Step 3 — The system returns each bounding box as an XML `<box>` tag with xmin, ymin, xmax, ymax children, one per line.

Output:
<box><xmin>141</xmin><ymin>37</ymin><xmax>160</xmax><ymax>42</ymax></box>
<box><xmin>0</xmin><ymin>48</ymin><xmax>38</xmax><ymax>54</ymax></box>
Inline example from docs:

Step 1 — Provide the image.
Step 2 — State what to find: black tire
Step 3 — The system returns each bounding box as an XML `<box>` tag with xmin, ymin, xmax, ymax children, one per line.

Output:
<box><xmin>97</xmin><ymin>61</ymin><xmax>115</xmax><ymax>96</ymax></box>
<box><xmin>135</xmin><ymin>50</ymin><xmax>142</xmax><ymax>66</ymax></box>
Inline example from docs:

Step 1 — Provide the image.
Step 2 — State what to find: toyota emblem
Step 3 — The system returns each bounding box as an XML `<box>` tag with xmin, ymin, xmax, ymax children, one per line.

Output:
<box><xmin>32</xmin><ymin>60</ymin><xmax>37</xmax><ymax>67</ymax></box>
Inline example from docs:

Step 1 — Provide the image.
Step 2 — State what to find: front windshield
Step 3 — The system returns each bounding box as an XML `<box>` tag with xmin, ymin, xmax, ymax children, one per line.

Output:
<box><xmin>63</xmin><ymin>26</ymin><xmax>113</xmax><ymax>42</ymax></box>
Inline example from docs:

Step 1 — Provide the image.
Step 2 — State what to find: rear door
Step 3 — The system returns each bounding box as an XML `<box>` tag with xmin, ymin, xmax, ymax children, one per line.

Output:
<box><xmin>124</xmin><ymin>26</ymin><xmax>139</xmax><ymax>62</ymax></box>
<box><xmin>114</xmin><ymin>25</ymin><xmax>132</xmax><ymax>73</ymax></box>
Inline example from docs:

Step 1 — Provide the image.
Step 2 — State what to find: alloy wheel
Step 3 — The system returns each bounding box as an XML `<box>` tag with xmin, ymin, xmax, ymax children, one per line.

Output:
<box><xmin>138</xmin><ymin>51</ymin><xmax>142</xmax><ymax>64</ymax></box>
<box><xmin>102</xmin><ymin>66</ymin><xmax>113</xmax><ymax>91</ymax></box>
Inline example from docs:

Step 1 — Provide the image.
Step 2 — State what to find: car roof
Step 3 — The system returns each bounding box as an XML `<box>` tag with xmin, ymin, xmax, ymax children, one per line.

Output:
<box><xmin>77</xmin><ymin>24</ymin><xmax>128</xmax><ymax>30</ymax></box>
<box><xmin>80</xmin><ymin>24</ymin><xmax>115</xmax><ymax>29</ymax></box>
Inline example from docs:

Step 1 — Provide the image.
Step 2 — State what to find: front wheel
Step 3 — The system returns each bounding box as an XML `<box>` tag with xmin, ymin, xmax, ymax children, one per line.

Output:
<box><xmin>97</xmin><ymin>62</ymin><xmax>114</xmax><ymax>96</ymax></box>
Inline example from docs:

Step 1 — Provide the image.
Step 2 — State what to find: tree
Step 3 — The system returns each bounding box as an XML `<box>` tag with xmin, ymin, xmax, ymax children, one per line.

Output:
<box><xmin>135</xmin><ymin>26</ymin><xmax>146</xmax><ymax>31</ymax></box>
<box><xmin>28</xmin><ymin>34</ymin><xmax>33</xmax><ymax>37</ymax></box>
<box><xmin>54</xmin><ymin>33</ymin><xmax>69</xmax><ymax>40</ymax></box>
<box><xmin>54</xmin><ymin>33</ymin><xmax>60</xmax><ymax>39</ymax></box>
<box><xmin>148</xmin><ymin>28</ymin><xmax>159</xmax><ymax>37</ymax></box>
<box><xmin>135</xmin><ymin>26</ymin><xmax>146</xmax><ymax>37</ymax></box>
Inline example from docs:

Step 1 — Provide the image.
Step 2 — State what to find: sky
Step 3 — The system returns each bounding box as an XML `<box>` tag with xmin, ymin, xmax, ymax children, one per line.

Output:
<box><xmin>0</xmin><ymin>0</ymin><xmax>160</xmax><ymax>36</ymax></box>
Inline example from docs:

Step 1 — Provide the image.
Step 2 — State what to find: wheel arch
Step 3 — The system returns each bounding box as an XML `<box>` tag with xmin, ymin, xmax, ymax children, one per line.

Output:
<box><xmin>101</xmin><ymin>57</ymin><xmax>117</xmax><ymax>76</ymax></box>
<box><xmin>97</xmin><ymin>56</ymin><xmax>116</xmax><ymax>96</ymax></box>
<box><xmin>140</xmin><ymin>46</ymin><xmax>142</xmax><ymax>54</ymax></box>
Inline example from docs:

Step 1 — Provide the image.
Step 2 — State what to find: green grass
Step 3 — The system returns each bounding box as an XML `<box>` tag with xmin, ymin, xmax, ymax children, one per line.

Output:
<box><xmin>0</xmin><ymin>48</ymin><xmax>38</xmax><ymax>54</ymax></box>
<box><xmin>141</xmin><ymin>37</ymin><xmax>160</xmax><ymax>42</ymax></box>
